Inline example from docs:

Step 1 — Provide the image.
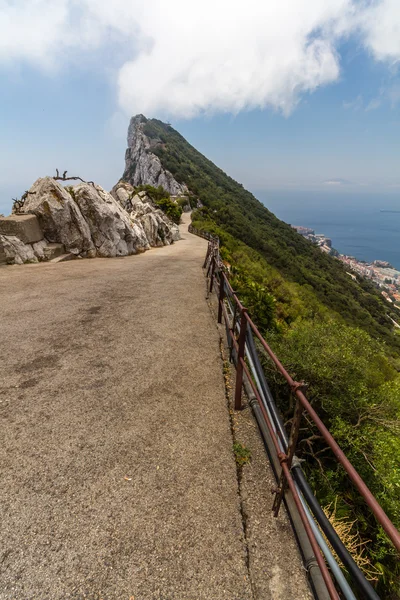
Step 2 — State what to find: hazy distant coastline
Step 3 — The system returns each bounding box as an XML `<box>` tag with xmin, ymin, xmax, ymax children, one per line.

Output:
<box><xmin>256</xmin><ymin>190</ymin><xmax>400</xmax><ymax>271</ymax></box>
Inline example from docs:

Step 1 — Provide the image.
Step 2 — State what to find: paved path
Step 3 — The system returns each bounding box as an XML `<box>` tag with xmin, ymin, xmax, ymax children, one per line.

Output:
<box><xmin>0</xmin><ymin>215</ymin><xmax>252</xmax><ymax>600</ymax></box>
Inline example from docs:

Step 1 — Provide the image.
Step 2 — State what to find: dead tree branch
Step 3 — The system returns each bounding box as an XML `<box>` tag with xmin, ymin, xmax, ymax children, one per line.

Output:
<box><xmin>12</xmin><ymin>191</ymin><xmax>37</xmax><ymax>214</ymax></box>
<box><xmin>53</xmin><ymin>169</ymin><xmax>95</xmax><ymax>186</ymax></box>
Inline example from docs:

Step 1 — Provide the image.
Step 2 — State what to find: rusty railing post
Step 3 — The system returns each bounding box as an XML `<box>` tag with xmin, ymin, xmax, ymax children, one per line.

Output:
<box><xmin>203</xmin><ymin>243</ymin><xmax>211</xmax><ymax>269</ymax></box>
<box><xmin>217</xmin><ymin>273</ymin><xmax>225</xmax><ymax>323</ymax></box>
<box><xmin>272</xmin><ymin>392</ymin><xmax>304</xmax><ymax>516</ymax></box>
<box><xmin>209</xmin><ymin>254</ymin><xmax>216</xmax><ymax>293</ymax></box>
<box><xmin>206</xmin><ymin>251</ymin><xmax>213</xmax><ymax>277</ymax></box>
<box><xmin>234</xmin><ymin>308</ymin><xmax>248</xmax><ymax>410</ymax></box>
<box><xmin>229</xmin><ymin>299</ymin><xmax>238</xmax><ymax>363</ymax></box>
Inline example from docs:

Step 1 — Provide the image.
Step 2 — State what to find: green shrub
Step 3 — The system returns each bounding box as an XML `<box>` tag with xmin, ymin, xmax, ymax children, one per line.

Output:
<box><xmin>135</xmin><ymin>184</ymin><xmax>170</xmax><ymax>202</ymax></box>
<box><xmin>155</xmin><ymin>197</ymin><xmax>182</xmax><ymax>224</ymax></box>
<box><xmin>176</xmin><ymin>196</ymin><xmax>190</xmax><ymax>209</ymax></box>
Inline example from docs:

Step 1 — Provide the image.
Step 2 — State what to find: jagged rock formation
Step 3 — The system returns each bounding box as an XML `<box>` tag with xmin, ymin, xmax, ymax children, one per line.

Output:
<box><xmin>72</xmin><ymin>182</ymin><xmax>149</xmax><ymax>257</ymax></box>
<box><xmin>1</xmin><ymin>176</ymin><xmax>180</xmax><ymax>265</ymax></box>
<box><xmin>0</xmin><ymin>234</ymin><xmax>37</xmax><ymax>265</ymax></box>
<box><xmin>112</xmin><ymin>181</ymin><xmax>180</xmax><ymax>246</ymax></box>
<box><xmin>122</xmin><ymin>114</ymin><xmax>188</xmax><ymax>196</ymax></box>
<box><xmin>23</xmin><ymin>178</ymin><xmax>95</xmax><ymax>256</ymax></box>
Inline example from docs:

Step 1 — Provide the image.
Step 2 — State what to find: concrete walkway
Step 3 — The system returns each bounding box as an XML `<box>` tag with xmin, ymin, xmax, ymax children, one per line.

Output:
<box><xmin>0</xmin><ymin>215</ymin><xmax>252</xmax><ymax>600</ymax></box>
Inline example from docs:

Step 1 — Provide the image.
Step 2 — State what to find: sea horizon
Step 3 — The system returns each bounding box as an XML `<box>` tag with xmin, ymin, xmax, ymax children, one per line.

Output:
<box><xmin>254</xmin><ymin>189</ymin><xmax>400</xmax><ymax>271</ymax></box>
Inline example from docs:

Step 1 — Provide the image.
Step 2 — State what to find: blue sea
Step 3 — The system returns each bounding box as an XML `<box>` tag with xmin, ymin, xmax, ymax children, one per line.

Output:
<box><xmin>254</xmin><ymin>190</ymin><xmax>400</xmax><ymax>270</ymax></box>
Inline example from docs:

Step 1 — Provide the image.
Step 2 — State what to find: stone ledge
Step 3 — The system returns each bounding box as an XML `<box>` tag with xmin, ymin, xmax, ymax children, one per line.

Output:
<box><xmin>0</xmin><ymin>214</ymin><xmax>43</xmax><ymax>244</ymax></box>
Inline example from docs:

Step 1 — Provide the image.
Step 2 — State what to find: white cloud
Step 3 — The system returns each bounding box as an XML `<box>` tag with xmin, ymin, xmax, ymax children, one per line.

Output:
<box><xmin>0</xmin><ymin>0</ymin><xmax>69</xmax><ymax>68</ymax></box>
<box><xmin>323</xmin><ymin>178</ymin><xmax>353</xmax><ymax>185</ymax></box>
<box><xmin>116</xmin><ymin>1</ymin><xmax>350</xmax><ymax>118</ymax></box>
<box><xmin>359</xmin><ymin>0</ymin><xmax>400</xmax><ymax>62</ymax></box>
<box><xmin>0</xmin><ymin>0</ymin><xmax>399</xmax><ymax>118</ymax></box>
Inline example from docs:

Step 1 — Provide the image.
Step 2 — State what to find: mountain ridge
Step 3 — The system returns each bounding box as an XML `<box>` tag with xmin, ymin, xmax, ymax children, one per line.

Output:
<box><xmin>120</xmin><ymin>115</ymin><xmax>400</xmax><ymax>352</ymax></box>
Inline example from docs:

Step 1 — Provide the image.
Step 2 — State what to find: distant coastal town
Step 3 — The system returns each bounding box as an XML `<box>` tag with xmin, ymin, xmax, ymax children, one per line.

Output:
<box><xmin>292</xmin><ymin>225</ymin><xmax>400</xmax><ymax>310</ymax></box>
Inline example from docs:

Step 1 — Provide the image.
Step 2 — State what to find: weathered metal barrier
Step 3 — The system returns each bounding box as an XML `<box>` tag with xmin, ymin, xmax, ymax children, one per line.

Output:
<box><xmin>189</xmin><ymin>224</ymin><xmax>400</xmax><ymax>600</ymax></box>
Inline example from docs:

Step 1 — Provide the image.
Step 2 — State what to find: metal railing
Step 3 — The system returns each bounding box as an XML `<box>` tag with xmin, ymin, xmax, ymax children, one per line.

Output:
<box><xmin>190</xmin><ymin>225</ymin><xmax>400</xmax><ymax>600</ymax></box>
<box><xmin>188</xmin><ymin>224</ymin><xmax>218</xmax><ymax>243</ymax></box>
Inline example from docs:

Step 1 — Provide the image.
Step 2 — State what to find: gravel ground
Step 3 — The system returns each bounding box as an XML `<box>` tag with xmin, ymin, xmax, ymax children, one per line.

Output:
<box><xmin>0</xmin><ymin>215</ymin><xmax>252</xmax><ymax>600</ymax></box>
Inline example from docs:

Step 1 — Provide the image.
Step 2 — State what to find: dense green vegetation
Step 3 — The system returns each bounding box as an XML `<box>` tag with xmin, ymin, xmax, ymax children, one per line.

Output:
<box><xmin>140</xmin><ymin>117</ymin><xmax>400</xmax><ymax>596</ymax></box>
<box><xmin>266</xmin><ymin>322</ymin><xmax>400</xmax><ymax>594</ymax></box>
<box><xmin>134</xmin><ymin>184</ymin><xmax>183</xmax><ymax>224</ymax></box>
<box><xmin>154</xmin><ymin>197</ymin><xmax>182</xmax><ymax>224</ymax></box>
<box><xmin>135</xmin><ymin>183</ymin><xmax>170</xmax><ymax>202</ymax></box>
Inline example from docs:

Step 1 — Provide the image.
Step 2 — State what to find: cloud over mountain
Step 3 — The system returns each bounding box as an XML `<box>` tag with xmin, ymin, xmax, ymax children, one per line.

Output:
<box><xmin>0</xmin><ymin>0</ymin><xmax>399</xmax><ymax>119</ymax></box>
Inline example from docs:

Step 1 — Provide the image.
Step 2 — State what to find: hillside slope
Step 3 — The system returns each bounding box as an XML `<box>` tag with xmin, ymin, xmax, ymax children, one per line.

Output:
<box><xmin>122</xmin><ymin>115</ymin><xmax>400</xmax><ymax>353</ymax></box>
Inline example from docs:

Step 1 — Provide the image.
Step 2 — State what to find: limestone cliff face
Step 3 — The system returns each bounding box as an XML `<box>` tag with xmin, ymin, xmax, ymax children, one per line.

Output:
<box><xmin>122</xmin><ymin>115</ymin><xmax>188</xmax><ymax>196</ymax></box>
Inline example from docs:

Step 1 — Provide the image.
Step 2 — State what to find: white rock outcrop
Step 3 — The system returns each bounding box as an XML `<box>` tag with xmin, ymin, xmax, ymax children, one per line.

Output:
<box><xmin>0</xmin><ymin>175</ymin><xmax>181</xmax><ymax>264</ymax></box>
<box><xmin>111</xmin><ymin>182</ymin><xmax>133</xmax><ymax>212</ymax></box>
<box><xmin>72</xmin><ymin>183</ymin><xmax>150</xmax><ymax>257</ymax></box>
<box><xmin>32</xmin><ymin>239</ymin><xmax>49</xmax><ymax>260</ymax></box>
<box><xmin>122</xmin><ymin>115</ymin><xmax>188</xmax><ymax>196</ymax></box>
<box><xmin>112</xmin><ymin>181</ymin><xmax>180</xmax><ymax>247</ymax></box>
<box><xmin>0</xmin><ymin>234</ymin><xmax>38</xmax><ymax>265</ymax></box>
<box><xmin>22</xmin><ymin>178</ymin><xmax>94</xmax><ymax>256</ymax></box>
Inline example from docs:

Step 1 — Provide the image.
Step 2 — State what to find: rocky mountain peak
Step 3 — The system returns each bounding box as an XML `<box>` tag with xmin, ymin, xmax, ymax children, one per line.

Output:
<box><xmin>123</xmin><ymin>115</ymin><xmax>188</xmax><ymax>196</ymax></box>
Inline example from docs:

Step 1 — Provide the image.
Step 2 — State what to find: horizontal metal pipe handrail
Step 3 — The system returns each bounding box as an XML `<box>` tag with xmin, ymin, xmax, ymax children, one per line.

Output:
<box><xmin>216</xmin><ymin>258</ymin><xmax>358</xmax><ymax>597</ymax></box>
<box><xmin>245</xmin><ymin>313</ymin><xmax>400</xmax><ymax>553</ymax></box>
<box><xmin>243</xmin><ymin>333</ymin><xmax>361</xmax><ymax>600</ymax></box>
<box><xmin>243</xmin><ymin>323</ymin><xmax>380</xmax><ymax>599</ymax></box>
<box><xmin>220</xmin><ymin>285</ymin><xmax>379</xmax><ymax>599</ymax></box>
<box><xmin>239</xmin><ymin>357</ymin><xmax>339</xmax><ymax>600</ymax></box>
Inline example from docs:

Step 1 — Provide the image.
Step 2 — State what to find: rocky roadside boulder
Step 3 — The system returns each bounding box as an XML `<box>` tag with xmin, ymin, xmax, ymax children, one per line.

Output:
<box><xmin>112</xmin><ymin>181</ymin><xmax>181</xmax><ymax>247</ymax></box>
<box><xmin>72</xmin><ymin>183</ymin><xmax>150</xmax><ymax>257</ymax></box>
<box><xmin>111</xmin><ymin>181</ymin><xmax>133</xmax><ymax>212</ymax></box>
<box><xmin>22</xmin><ymin>177</ymin><xmax>94</xmax><ymax>256</ymax></box>
<box><xmin>3</xmin><ymin>175</ymin><xmax>181</xmax><ymax>265</ymax></box>
<box><xmin>0</xmin><ymin>214</ymin><xmax>43</xmax><ymax>244</ymax></box>
<box><xmin>0</xmin><ymin>235</ymin><xmax>38</xmax><ymax>265</ymax></box>
<box><xmin>32</xmin><ymin>239</ymin><xmax>51</xmax><ymax>261</ymax></box>
<box><xmin>158</xmin><ymin>211</ymin><xmax>180</xmax><ymax>243</ymax></box>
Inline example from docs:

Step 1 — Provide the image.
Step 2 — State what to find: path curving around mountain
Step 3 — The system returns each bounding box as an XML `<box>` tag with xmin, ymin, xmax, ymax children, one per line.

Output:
<box><xmin>0</xmin><ymin>213</ymin><xmax>310</xmax><ymax>600</ymax></box>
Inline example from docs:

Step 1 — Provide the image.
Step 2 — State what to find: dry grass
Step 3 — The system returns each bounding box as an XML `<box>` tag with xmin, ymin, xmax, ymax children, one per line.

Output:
<box><xmin>323</xmin><ymin>498</ymin><xmax>381</xmax><ymax>582</ymax></box>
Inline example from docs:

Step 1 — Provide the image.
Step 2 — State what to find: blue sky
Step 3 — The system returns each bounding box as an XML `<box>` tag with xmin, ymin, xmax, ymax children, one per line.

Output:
<box><xmin>1</xmin><ymin>0</ymin><xmax>399</xmax><ymax>215</ymax></box>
